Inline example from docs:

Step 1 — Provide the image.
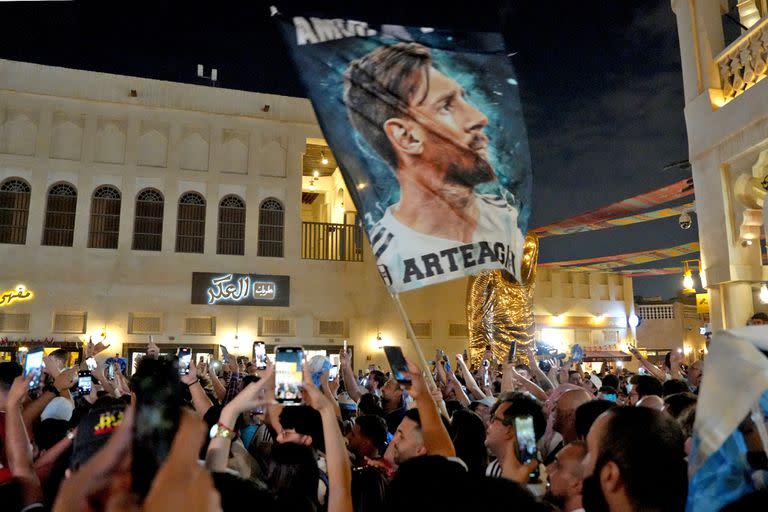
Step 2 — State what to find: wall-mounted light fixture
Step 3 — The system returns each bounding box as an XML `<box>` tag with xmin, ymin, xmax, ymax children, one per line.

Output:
<box><xmin>681</xmin><ymin>259</ymin><xmax>701</xmax><ymax>294</ymax></box>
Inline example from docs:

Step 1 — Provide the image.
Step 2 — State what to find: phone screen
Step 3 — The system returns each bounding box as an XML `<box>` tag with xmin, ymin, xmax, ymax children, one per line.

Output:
<box><xmin>383</xmin><ymin>346</ymin><xmax>411</xmax><ymax>384</ymax></box>
<box><xmin>601</xmin><ymin>393</ymin><xmax>617</xmax><ymax>402</ymax></box>
<box><xmin>85</xmin><ymin>357</ymin><xmax>97</xmax><ymax>371</ymax></box>
<box><xmin>78</xmin><ymin>371</ymin><xmax>93</xmax><ymax>394</ymax></box>
<box><xmin>275</xmin><ymin>347</ymin><xmax>303</xmax><ymax>404</ymax></box>
<box><xmin>178</xmin><ymin>348</ymin><xmax>192</xmax><ymax>375</ymax></box>
<box><xmin>219</xmin><ymin>345</ymin><xmax>231</xmax><ymax>364</ymax></box>
<box><xmin>515</xmin><ymin>415</ymin><xmax>538</xmax><ymax>465</ymax></box>
<box><xmin>24</xmin><ymin>348</ymin><xmax>44</xmax><ymax>389</ymax></box>
<box><xmin>329</xmin><ymin>365</ymin><xmax>339</xmax><ymax>381</ymax></box>
<box><xmin>253</xmin><ymin>342</ymin><xmax>267</xmax><ymax>370</ymax></box>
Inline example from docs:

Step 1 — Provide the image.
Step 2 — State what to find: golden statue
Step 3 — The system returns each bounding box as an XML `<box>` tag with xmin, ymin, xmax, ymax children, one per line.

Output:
<box><xmin>467</xmin><ymin>233</ymin><xmax>539</xmax><ymax>367</ymax></box>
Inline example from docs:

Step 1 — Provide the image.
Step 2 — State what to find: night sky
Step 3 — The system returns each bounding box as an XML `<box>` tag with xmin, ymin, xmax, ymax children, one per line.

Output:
<box><xmin>0</xmin><ymin>0</ymin><xmax>696</xmax><ymax>298</ymax></box>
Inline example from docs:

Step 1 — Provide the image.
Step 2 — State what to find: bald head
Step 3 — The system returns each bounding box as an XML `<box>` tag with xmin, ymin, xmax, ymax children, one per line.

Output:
<box><xmin>554</xmin><ymin>389</ymin><xmax>593</xmax><ymax>443</ymax></box>
<box><xmin>636</xmin><ymin>395</ymin><xmax>664</xmax><ymax>411</ymax></box>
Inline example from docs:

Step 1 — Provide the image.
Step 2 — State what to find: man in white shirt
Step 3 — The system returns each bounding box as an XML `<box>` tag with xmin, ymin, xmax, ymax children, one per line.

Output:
<box><xmin>344</xmin><ymin>42</ymin><xmax>525</xmax><ymax>290</ymax></box>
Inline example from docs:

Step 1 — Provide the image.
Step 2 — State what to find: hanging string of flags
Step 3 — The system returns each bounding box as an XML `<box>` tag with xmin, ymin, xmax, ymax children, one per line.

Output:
<box><xmin>535</xmin><ymin>202</ymin><xmax>694</xmax><ymax>237</ymax></box>
<box><xmin>539</xmin><ymin>242</ymin><xmax>700</xmax><ymax>271</ymax></box>
<box><xmin>533</xmin><ymin>178</ymin><xmax>694</xmax><ymax>237</ymax></box>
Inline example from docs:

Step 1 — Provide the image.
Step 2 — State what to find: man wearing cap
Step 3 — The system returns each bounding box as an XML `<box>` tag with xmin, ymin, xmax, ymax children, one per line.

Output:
<box><xmin>69</xmin><ymin>398</ymin><xmax>126</xmax><ymax>472</ymax></box>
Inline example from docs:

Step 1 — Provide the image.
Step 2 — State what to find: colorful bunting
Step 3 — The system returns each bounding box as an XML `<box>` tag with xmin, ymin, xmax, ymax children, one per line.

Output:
<box><xmin>533</xmin><ymin>179</ymin><xmax>693</xmax><ymax>237</ymax></box>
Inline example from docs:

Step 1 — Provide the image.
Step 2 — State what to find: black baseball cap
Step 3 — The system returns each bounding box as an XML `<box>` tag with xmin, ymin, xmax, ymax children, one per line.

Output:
<box><xmin>70</xmin><ymin>399</ymin><xmax>126</xmax><ymax>469</ymax></box>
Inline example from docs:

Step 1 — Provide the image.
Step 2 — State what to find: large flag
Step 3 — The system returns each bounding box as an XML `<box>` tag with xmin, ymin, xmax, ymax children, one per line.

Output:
<box><xmin>686</xmin><ymin>326</ymin><xmax>768</xmax><ymax>511</ymax></box>
<box><xmin>276</xmin><ymin>12</ymin><xmax>532</xmax><ymax>293</ymax></box>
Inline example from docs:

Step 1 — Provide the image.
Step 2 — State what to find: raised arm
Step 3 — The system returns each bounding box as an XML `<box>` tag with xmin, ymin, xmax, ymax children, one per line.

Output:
<box><xmin>445</xmin><ymin>368</ymin><xmax>471</xmax><ymax>407</ymax></box>
<box><xmin>339</xmin><ymin>348</ymin><xmax>365</xmax><ymax>402</ymax></box>
<box><xmin>669</xmin><ymin>350</ymin><xmax>683</xmax><ymax>380</ymax></box>
<box><xmin>181</xmin><ymin>359</ymin><xmax>214</xmax><ymax>417</ymax></box>
<box><xmin>506</xmin><ymin>363</ymin><xmax>548</xmax><ymax>402</ymax></box>
<box><xmin>208</xmin><ymin>364</ymin><xmax>226</xmax><ymax>403</ymax></box>
<box><xmin>456</xmin><ymin>354</ymin><xmax>487</xmax><ymax>400</ymax></box>
<box><xmin>628</xmin><ymin>346</ymin><xmax>666</xmax><ymax>381</ymax></box>
<box><xmin>522</xmin><ymin>345</ymin><xmax>554</xmax><ymax>394</ymax></box>
<box><xmin>404</xmin><ymin>359</ymin><xmax>456</xmax><ymax>458</ymax></box>
<box><xmin>6</xmin><ymin>375</ymin><xmax>44</xmax><ymax>507</ymax></box>
<box><xmin>208</xmin><ymin>368</ymin><xmax>274</xmax><ymax>473</ymax></box>
<box><xmin>303</xmin><ymin>365</ymin><xmax>353</xmax><ymax>512</ymax></box>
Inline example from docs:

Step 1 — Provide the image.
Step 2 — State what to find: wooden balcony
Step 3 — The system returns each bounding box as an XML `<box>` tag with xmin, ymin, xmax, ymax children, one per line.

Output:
<box><xmin>301</xmin><ymin>221</ymin><xmax>364</xmax><ymax>262</ymax></box>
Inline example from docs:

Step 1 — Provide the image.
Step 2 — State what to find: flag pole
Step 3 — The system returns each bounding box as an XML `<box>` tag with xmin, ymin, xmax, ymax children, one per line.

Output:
<box><xmin>391</xmin><ymin>292</ymin><xmax>448</xmax><ymax>417</ymax></box>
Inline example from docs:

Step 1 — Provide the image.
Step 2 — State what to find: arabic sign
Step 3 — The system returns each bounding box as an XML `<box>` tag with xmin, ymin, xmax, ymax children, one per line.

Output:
<box><xmin>191</xmin><ymin>273</ymin><xmax>289</xmax><ymax>307</ymax></box>
<box><xmin>0</xmin><ymin>285</ymin><xmax>33</xmax><ymax>307</ymax></box>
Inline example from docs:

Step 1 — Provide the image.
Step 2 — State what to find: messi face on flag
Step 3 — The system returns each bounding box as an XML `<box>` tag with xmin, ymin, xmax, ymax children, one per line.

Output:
<box><xmin>278</xmin><ymin>13</ymin><xmax>532</xmax><ymax>293</ymax></box>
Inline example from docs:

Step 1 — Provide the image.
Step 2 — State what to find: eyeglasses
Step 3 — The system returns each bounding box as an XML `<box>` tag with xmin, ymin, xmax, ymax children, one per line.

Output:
<box><xmin>489</xmin><ymin>415</ymin><xmax>509</xmax><ymax>426</ymax></box>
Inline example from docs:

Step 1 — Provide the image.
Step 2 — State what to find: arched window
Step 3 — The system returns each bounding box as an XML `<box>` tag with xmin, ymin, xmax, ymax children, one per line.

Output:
<box><xmin>217</xmin><ymin>195</ymin><xmax>245</xmax><ymax>255</ymax></box>
<box><xmin>258</xmin><ymin>198</ymin><xmax>284</xmax><ymax>257</ymax></box>
<box><xmin>0</xmin><ymin>178</ymin><xmax>31</xmax><ymax>245</ymax></box>
<box><xmin>132</xmin><ymin>188</ymin><xmax>164</xmax><ymax>251</ymax></box>
<box><xmin>176</xmin><ymin>192</ymin><xmax>205</xmax><ymax>253</ymax></box>
<box><xmin>88</xmin><ymin>185</ymin><xmax>121</xmax><ymax>249</ymax></box>
<box><xmin>42</xmin><ymin>182</ymin><xmax>77</xmax><ymax>247</ymax></box>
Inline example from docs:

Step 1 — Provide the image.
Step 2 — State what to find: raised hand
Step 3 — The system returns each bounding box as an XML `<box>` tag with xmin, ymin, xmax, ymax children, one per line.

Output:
<box><xmin>144</xmin><ymin>410</ymin><xmax>221</xmax><ymax>512</ymax></box>
<box><xmin>54</xmin><ymin>368</ymin><xmax>77</xmax><ymax>392</ymax></box>
<box><xmin>7</xmin><ymin>374</ymin><xmax>33</xmax><ymax>406</ymax></box>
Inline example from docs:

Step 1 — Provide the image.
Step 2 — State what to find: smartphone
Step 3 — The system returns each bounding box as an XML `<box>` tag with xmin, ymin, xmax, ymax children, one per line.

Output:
<box><xmin>343</xmin><ymin>339</ymin><xmax>348</xmax><ymax>353</ymax></box>
<box><xmin>177</xmin><ymin>347</ymin><xmax>192</xmax><ymax>376</ymax></box>
<box><xmin>329</xmin><ymin>365</ymin><xmax>339</xmax><ymax>381</ymax></box>
<box><xmin>515</xmin><ymin>415</ymin><xmax>538</xmax><ymax>465</ymax></box>
<box><xmin>275</xmin><ymin>346</ymin><xmax>303</xmax><ymax>404</ymax></box>
<box><xmin>24</xmin><ymin>347</ymin><xmax>45</xmax><ymax>390</ymax></box>
<box><xmin>602</xmin><ymin>393</ymin><xmax>617</xmax><ymax>402</ymax></box>
<box><xmin>78</xmin><ymin>370</ymin><xmax>93</xmax><ymax>394</ymax></box>
<box><xmin>253</xmin><ymin>342</ymin><xmax>267</xmax><ymax>370</ymax></box>
<box><xmin>383</xmin><ymin>346</ymin><xmax>411</xmax><ymax>384</ymax></box>
<box><xmin>107</xmin><ymin>364</ymin><xmax>115</xmax><ymax>380</ymax></box>
<box><xmin>219</xmin><ymin>345</ymin><xmax>231</xmax><ymax>364</ymax></box>
<box><xmin>85</xmin><ymin>357</ymin><xmax>97</xmax><ymax>371</ymax></box>
<box><xmin>132</xmin><ymin>358</ymin><xmax>183</xmax><ymax>497</ymax></box>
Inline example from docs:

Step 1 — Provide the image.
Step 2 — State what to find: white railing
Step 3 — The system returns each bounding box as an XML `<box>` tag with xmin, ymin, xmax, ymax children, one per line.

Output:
<box><xmin>714</xmin><ymin>16</ymin><xmax>768</xmax><ymax>106</ymax></box>
<box><xmin>636</xmin><ymin>304</ymin><xmax>675</xmax><ymax>320</ymax></box>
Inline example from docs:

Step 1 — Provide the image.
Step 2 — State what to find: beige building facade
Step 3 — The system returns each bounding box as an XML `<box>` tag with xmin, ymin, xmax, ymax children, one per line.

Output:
<box><xmin>672</xmin><ymin>0</ymin><xmax>768</xmax><ymax>331</ymax></box>
<box><xmin>0</xmin><ymin>59</ymin><xmax>637</xmax><ymax>371</ymax></box>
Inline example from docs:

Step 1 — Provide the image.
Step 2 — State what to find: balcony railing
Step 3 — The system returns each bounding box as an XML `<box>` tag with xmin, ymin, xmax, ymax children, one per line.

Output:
<box><xmin>301</xmin><ymin>221</ymin><xmax>364</xmax><ymax>262</ymax></box>
<box><xmin>714</xmin><ymin>16</ymin><xmax>768</xmax><ymax>107</ymax></box>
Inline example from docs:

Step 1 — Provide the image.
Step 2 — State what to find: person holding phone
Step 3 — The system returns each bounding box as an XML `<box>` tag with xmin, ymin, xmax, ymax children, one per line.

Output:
<box><xmin>484</xmin><ymin>392</ymin><xmax>546</xmax><ymax>486</ymax></box>
<box><xmin>388</xmin><ymin>359</ymin><xmax>456</xmax><ymax>467</ymax></box>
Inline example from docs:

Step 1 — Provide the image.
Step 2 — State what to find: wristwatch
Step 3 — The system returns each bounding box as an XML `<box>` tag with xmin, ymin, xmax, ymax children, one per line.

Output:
<box><xmin>209</xmin><ymin>422</ymin><xmax>237</xmax><ymax>440</ymax></box>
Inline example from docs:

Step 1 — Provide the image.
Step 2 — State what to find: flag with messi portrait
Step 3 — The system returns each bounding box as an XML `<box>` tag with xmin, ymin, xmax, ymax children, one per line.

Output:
<box><xmin>275</xmin><ymin>9</ymin><xmax>533</xmax><ymax>293</ymax></box>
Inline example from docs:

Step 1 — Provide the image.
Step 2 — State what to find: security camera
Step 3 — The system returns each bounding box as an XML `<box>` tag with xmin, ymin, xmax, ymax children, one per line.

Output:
<box><xmin>679</xmin><ymin>211</ymin><xmax>692</xmax><ymax>230</ymax></box>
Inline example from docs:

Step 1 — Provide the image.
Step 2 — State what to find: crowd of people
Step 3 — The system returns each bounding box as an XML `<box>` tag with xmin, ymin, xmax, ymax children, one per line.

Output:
<box><xmin>0</xmin><ymin>328</ymin><xmax>764</xmax><ymax>512</ymax></box>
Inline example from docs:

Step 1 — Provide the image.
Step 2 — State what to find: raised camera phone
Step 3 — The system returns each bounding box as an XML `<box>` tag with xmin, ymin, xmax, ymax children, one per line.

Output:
<box><xmin>78</xmin><ymin>370</ymin><xmax>93</xmax><ymax>394</ymax></box>
<box><xmin>132</xmin><ymin>358</ymin><xmax>183</xmax><ymax>497</ymax></box>
<box><xmin>177</xmin><ymin>347</ymin><xmax>192</xmax><ymax>375</ymax></box>
<box><xmin>329</xmin><ymin>365</ymin><xmax>339</xmax><ymax>381</ymax></box>
<box><xmin>275</xmin><ymin>346</ymin><xmax>303</xmax><ymax>404</ymax></box>
<box><xmin>85</xmin><ymin>357</ymin><xmax>97</xmax><ymax>371</ymax></box>
<box><xmin>383</xmin><ymin>346</ymin><xmax>411</xmax><ymax>384</ymax></box>
<box><xmin>253</xmin><ymin>341</ymin><xmax>267</xmax><ymax>370</ymax></box>
<box><xmin>515</xmin><ymin>415</ymin><xmax>538</xmax><ymax>465</ymax></box>
<box><xmin>219</xmin><ymin>345</ymin><xmax>231</xmax><ymax>364</ymax></box>
<box><xmin>24</xmin><ymin>347</ymin><xmax>45</xmax><ymax>390</ymax></box>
